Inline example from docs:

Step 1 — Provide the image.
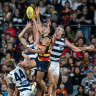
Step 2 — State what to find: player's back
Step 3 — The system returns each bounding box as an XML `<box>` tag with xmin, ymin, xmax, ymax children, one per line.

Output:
<box><xmin>9</xmin><ymin>66</ymin><xmax>31</xmax><ymax>92</ymax></box>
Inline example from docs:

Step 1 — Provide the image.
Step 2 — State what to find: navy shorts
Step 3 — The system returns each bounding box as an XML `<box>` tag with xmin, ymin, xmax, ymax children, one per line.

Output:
<box><xmin>36</xmin><ymin>60</ymin><xmax>50</xmax><ymax>72</ymax></box>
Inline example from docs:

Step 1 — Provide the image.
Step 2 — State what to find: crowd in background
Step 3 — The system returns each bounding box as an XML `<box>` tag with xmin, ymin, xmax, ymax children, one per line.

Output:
<box><xmin>0</xmin><ymin>0</ymin><xmax>96</xmax><ymax>96</ymax></box>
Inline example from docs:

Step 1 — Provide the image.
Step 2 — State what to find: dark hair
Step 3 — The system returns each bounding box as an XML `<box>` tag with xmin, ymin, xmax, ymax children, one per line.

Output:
<box><xmin>77</xmin><ymin>85</ymin><xmax>85</xmax><ymax>94</ymax></box>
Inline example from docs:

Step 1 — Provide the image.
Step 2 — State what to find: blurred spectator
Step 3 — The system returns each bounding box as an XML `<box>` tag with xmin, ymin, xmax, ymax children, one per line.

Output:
<box><xmin>72</xmin><ymin>0</ymin><xmax>82</xmax><ymax>11</ymax></box>
<box><xmin>83</xmin><ymin>63</ymin><xmax>94</xmax><ymax>75</ymax></box>
<box><xmin>10</xmin><ymin>0</ymin><xmax>18</xmax><ymax>14</ymax></box>
<box><xmin>61</xmin><ymin>1</ymin><xmax>72</xmax><ymax>25</ymax></box>
<box><xmin>88</xmin><ymin>87</ymin><xmax>95</xmax><ymax>96</ymax></box>
<box><xmin>56</xmin><ymin>83</ymin><xmax>69</xmax><ymax>96</ymax></box>
<box><xmin>0</xmin><ymin>84</ymin><xmax>8</xmax><ymax>96</ymax></box>
<box><xmin>75</xmin><ymin>85</ymin><xmax>87</xmax><ymax>96</ymax></box>
<box><xmin>0</xmin><ymin>34</ymin><xmax>5</xmax><ymax>48</ymax></box>
<box><xmin>77</xmin><ymin>0</ymin><xmax>88</xmax><ymax>14</ymax></box>
<box><xmin>61</xmin><ymin>75</ymin><xmax>73</xmax><ymax>94</ymax></box>
<box><xmin>82</xmin><ymin>51</ymin><xmax>90</xmax><ymax>68</ymax></box>
<box><xmin>65</xmin><ymin>25</ymin><xmax>75</xmax><ymax>42</ymax></box>
<box><xmin>59</xmin><ymin>57</ymin><xmax>67</xmax><ymax>68</ymax></box>
<box><xmin>49</xmin><ymin>5</ymin><xmax>58</xmax><ymax>22</ymax></box>
<box><xmin>75</xmin><ymin>58</ymin><xmax>84</xmax><ymax>71</ymax></box>
<box><xmin>43</xmin><ymin>3</ymin><xmax>51</xmax><ymax>23</ymax></box>
<box><xmin>4</xmin><ymin>23</ymin><xmax>16</xmax><ymax>37</ymax></box>
<box><xmin>88</xmin><ymin>0</ymin><xmax>96</xmax><ymax>24</ymax></box>
<box><xmin>60</xmin><ymin>0</ymin><xmax>73</xmax><ymax>8</ymax></box>
<box><xmin>38</xmin><ymin>1</ymin><xmax>46</xmax><ymax>16</ymax></box>
<box><xmin>0</xmin><ymin>57</ymin><xmax>6</xmax><ymax>65</ymax></box>
<box><xmin>74</xmin><ymin>29</ymin><xmax>83</xmax><ymax>42</ymax></box>
<box><xmin>12</xmin><ymin>8</ymin><xmax>23</xmax><ymax>34</ymax></box>
<box><xmin>2</xmin><ymin>4</ymin><xmax>12</xmax><ymax>32</ymax></box>
<box><xmin>71</xmin><ymin>66</ymin><xmax>84</xmax><ymax>85</ymax></box>
<box><xmin>5</xmin><ymin>53</ymin><xmax>12</xmax><ymax>60</ymax></box>
<box><xmin>51</xmin><ymin>0</ymin><xmax>62</xmax><ymax>15</ymax></box>
<box><xmin>0</xmin><ymin>2</ymin><xmax>3</xmax><ymax>30</ymax></box>
<box><xmin>93</xmin><ymin>66</ymin><xmax>96</xmax><ymax>78</ymax></box>
<box><xmin>76</xmin><ymin>6</ymin><xmax>92</xmax><ymax>45</ymax></box>
<box><xmin>81</xmin><ymin>70</ymin><xmax>95</xmax><ymax>94</ymax></box>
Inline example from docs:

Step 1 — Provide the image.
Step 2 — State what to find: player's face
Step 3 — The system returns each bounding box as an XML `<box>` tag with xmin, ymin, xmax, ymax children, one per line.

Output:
<box><xmin>55</xmin><ymin>27</ymin><xmax>64</xmax><ymax>37</ymax></box>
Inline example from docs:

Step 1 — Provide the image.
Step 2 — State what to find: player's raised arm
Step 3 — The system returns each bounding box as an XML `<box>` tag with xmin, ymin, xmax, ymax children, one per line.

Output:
<box><xmin>65</xmin><ymin>38</ymin><xmax>95</xmax><ymax>52</ymax></box>
<box><xmin>32</xmin><ymin>17</ymin><xmax>40</xmax><ymax>48</ymax></box>
<box><xmin>18</xmin><ymin>21</ymin><xmax>32</xmax><ymax>47</ymax></box>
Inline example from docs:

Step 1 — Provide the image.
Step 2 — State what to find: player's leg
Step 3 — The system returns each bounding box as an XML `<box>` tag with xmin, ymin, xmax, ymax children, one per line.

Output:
<box><xmin>50</xmin><ymin>61</ymin><xmax>60</xmax><ymax>96</ymax></box>
<box><xmin>36</xmin><ymin>71</ymin><xmax>47</xmax><ymax>92</ymax></box>
<box><xmin>47</xmin><ymin>68</ymin><xmax>54</xmax><ymax>95</ymax></box>
<box><xmin>52</xmin><ymin>75</ymin><xmax>59</xmax><ymax>96</ymax></box>
<box><xmin>36</xmin><ymin>61</ymin><xmax>50</xmax><ymax>96</ymax></box>
<box><xmin>35</xmin><ymin>84</ymin><xmax>44</xmax><ymax>96</ymax></box>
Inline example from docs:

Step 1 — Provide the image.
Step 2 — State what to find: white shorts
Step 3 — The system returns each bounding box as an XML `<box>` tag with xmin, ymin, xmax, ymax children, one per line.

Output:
<box><xmin>20</xmin><ymin>90</ymin><xmax>32</xmax><ymax>96</ymax></box>
<box><xmin>50</xmin><ymin>61</ymin><xmax>60</xmax><ymax>75</ymax></box>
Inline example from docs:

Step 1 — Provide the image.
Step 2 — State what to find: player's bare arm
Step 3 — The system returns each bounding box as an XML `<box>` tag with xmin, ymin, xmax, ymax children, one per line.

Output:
<box><xmin>27</xmin><ymin>37</ymin><xmax>50</xmax><ymax>54</ymax></box>
<box><xmin>65</xmin><ymin>38</ymin><xmax>94</xmax><ymax>52</ymax></box>
<box><xmin>18</xmin><ymin>21</ymin><xmax>32</xmax><ymax>47</ymax></box>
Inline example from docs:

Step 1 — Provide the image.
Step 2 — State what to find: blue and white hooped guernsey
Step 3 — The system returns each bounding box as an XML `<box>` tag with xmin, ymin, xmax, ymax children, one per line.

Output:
<box><xmin>8</xmin><ymin>66</ymin><xmax>31</xmax><ymax>92</ymax></box>
<box><xmin>50</xmin><ymin>38</ymin><xmax>65</xmax><ymax>62</ymax></box>
<box><xmin>25</xmin><ymin>43</ymin><xmax>38</xmax><ymax>60</ymax></box>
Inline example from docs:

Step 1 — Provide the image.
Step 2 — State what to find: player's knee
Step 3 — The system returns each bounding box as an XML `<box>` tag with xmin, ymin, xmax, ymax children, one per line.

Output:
<box><xmin>48</xmin><ymin>78</ymin><xmax>54</xmax><ymax>85</ymax></box>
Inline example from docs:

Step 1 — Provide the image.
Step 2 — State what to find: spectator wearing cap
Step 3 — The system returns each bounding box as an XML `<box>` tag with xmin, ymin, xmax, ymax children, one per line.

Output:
<box><xmin>49</xmin><ymin>5</ymin><xmax>59</xmax><ymax>23</ymax></box>
<box><xmin>83</xmin><ymin>62</ymin><xmax>94</xmax><ymax>75</ymax></box>
<box><xmin>81</xmin><ymin>69</ymin><xmax>95</xmax><ymax>94</ymax></box>
<box><xmin>92</xmin><ymin>81</ymin><xmax>96</xmax><ymax>90</ymax></box>
<box><xmin>51</xmin><ymin>0</ymin><xmax>62</xmax><ymax>15</ymax></box>
<box><xmin>88</xmin><ymin>87</ymin><xmax>95</xmax><ymax>96</ymax></box>
<box><xmin>75</xmin><ymin>57</ymin><xmax>84</xmax><ymax>71</ymax></box>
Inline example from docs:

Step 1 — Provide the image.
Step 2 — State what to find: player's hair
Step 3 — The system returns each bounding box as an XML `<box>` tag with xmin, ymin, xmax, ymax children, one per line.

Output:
<box><xmin>5</xmin><ymin>58</ymin><xmax>15</xmax><ymax>69</ymax></box>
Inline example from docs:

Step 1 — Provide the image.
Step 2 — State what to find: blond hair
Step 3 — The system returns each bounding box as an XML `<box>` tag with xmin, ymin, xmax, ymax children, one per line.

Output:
<box><xmin>5</xmin><ymin>58</ymin><xmax>15</xmax><ymax>68</ymax></box>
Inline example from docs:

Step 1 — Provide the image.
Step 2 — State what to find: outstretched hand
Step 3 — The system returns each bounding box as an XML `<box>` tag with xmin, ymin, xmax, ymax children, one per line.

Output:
<box><xmin>26</xmin><ymin>21</ymin><xmax>32</xmax><ymax>29</ymax></box>
<box><xmin>88</xmin><ymin>45</ymin><xmax>95</xmax><ymax>50</ymax></box>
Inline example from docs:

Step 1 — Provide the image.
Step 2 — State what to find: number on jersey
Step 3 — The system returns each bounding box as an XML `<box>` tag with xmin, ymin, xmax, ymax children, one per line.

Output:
<box><xmin>14</xmin><ymin>69</ymin><xmax>25</xmax><ymax>81</ymax></box>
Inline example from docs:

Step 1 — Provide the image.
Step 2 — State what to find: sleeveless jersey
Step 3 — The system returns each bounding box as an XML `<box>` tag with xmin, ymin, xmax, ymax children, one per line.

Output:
<box><xmin>50</xmin><ymin>38</ymin><xmax>65</xmax><ymax>62</ymax></box>
<box><xmin>25</xmin><ymin>43</ymin><xmax>38</xmax><ymax>60</ymax></box>
<box><xmin>7</xmin><ymin>66</ymin><xmax>31</xmax><ymax>92</ymax></box>
<box><xmin>38</xmin><ymin>35</ymin><xmax>51</xmax><ymax>61</ymax></box>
